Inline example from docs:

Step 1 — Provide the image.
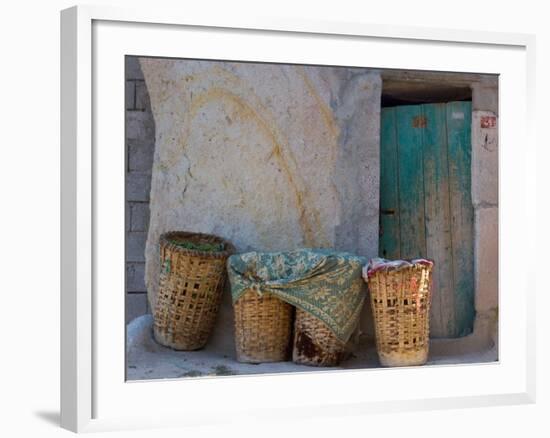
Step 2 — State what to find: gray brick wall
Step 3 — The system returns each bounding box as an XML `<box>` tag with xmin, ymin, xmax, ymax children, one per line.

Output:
<box><xmin>126</xmin><ymin>56</ymin><xmax>155</xmax><ymax>323</ymax></box>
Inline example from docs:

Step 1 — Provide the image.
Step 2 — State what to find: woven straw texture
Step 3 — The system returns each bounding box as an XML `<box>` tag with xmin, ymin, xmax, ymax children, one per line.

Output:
<box><xmin>292</xmin><ymin>307</ymin><xmax>348</xmax><ymax>367</ymax></box>
<box><xmin>227</xmin><ymin>249</ymin><xmax>366</xmax><ymax>343</ymax></box>
<box><xmin>153</xmin><ymin>231</ymin><xmax>234</xmax><ymax>351</ymax></box>
<box><xmin>233</xmin><ymin>289</ymin><xmax>294</xmax><ymax>363</ymax></box>
<box><xmin>367</xmin><ymin>262</ymin><xmax>433</xmax><ymax>367</ymax></box>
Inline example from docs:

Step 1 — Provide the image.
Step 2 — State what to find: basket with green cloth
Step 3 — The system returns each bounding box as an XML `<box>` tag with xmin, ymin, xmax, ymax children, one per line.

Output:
<box><xmin>227</xmin><ymin>249</ymin><xmax>367</xmax><ymax>365</ymax></box>
<box><xmin>153</xmin><ymin>231</ymin><xmax>235</xmax><ymax>351</ymax></box>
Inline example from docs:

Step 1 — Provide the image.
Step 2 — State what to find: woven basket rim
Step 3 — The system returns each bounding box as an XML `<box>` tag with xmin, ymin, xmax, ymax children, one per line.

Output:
<box><xmin>159</xmin><ymin>231</ymin><xmax>235</xmax><ymax>259</ymax></box>
<box><xmin>364</xmin><ymin>258</ymin><xmax>434</xmax><ymax>280</ymax></box>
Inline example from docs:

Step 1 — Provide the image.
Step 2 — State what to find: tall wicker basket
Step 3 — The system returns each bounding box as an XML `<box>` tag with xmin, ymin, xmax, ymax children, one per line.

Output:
<box><xmin>233</xmin><ymin>289</ymin><xmax>293</xmax><ymax>363</ymax></box>
<box><xmin>365</xmin><ymin>259</ymin><xmax>434</xmax><ymax>367</ymax></box>
<box><xmin>292</xmin><ymin>308</ymin><xmax>348</xmax><ymax>367</ymax></box>
<box><xmin>153</xmin><ymin>231</ymin><xmax>234</xmax><ymax>351</ymax></box>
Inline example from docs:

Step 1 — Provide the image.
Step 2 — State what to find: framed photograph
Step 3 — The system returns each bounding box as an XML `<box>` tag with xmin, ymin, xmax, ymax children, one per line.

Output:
<box><xmin>60</xmin><ymin>5</ymin><xmax>536</xmax><ymax>433</ymax></box>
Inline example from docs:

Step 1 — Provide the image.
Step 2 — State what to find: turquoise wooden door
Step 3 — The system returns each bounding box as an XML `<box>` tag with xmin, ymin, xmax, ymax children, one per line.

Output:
<box><xmin>379</xmin><ymin>101</ymin><xmax>475</xmax><ymax>338</ymax></box>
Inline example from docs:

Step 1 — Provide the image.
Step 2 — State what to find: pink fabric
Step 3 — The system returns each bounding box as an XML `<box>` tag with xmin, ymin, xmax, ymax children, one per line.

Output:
<box><xmin>362</xmin><ymin>257</ymin><xmax>434</xmax><ymax>281</ymax></box>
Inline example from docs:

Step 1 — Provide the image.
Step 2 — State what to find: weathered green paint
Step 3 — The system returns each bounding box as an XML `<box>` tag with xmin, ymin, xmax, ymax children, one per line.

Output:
<box><xmin>422</xmin><ymin>103</ymin><xmax>455</xmax><ymax>337</ymax></box>
<box><xmin>395</xmin><ymin>105</ymin><xmax>426</xmax><ymax>260</ymax></box>
<box><xmin>379</xmin><ymin>101</ymin><xmax>475</xmax><ymax>338</ymax></box>
<box><xmin>379</xmin><ymin>108</ymin><xmax>400</xmax><ymax>260</ymax></box>
<box><xmin>446</xmin><ymin>101</ymin><xmax>475</xmax><ymax>337</ymax></box>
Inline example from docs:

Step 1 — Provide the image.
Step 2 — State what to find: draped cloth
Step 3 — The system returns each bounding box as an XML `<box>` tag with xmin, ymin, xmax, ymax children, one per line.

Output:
<box><xmin>227</xmin><ymin>249</ymin><xmax>367</xmax><ymax>343</ymax></box>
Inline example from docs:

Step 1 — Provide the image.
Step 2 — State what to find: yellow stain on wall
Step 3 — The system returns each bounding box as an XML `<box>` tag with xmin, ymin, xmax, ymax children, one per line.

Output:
<box><xmin>297</xmin><ymin>66</ymin><xmax>340</xmax><ymax>145</ymax></box>
<box><xmin>184</xmin><ymin>86</ymin><xmax>329</xmax><ymax>247</ymax></box>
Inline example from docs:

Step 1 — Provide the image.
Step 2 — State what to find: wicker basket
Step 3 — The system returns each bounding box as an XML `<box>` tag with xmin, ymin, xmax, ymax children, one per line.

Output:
<box><xmin>366</xmin><ymin>260</ymin><xmax>433</xmax><ymax>367</ymax></box>
<box><xmin>233</xmin><ymin>289</ymin><xmax>294</xmax><ymax>363</ymax></box>
<box><xmin>153</xmin><ymin>231</ymin><xmax>234</xmax><ymax>350</ymax></box>
<box><xmin>292</xmin><ymin>308</ymin><xmax>348</xmax><ymax>367</ymax></box>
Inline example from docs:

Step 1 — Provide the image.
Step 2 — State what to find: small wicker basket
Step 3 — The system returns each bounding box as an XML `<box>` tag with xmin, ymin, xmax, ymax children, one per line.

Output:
<box><xmin>153</xmin><ymin>231</ymin><xmax>234</xmax><ymax>351</ymax></box>
<box><xmin>292</xmin><ymin>308</ymin><xmax>348</xmax><ymax>367</ymax></box>
<box><xmin>233</xmin><ymin>289</ymin><xmax>293</xmax><ymax>363</ymax></box>
<box><xmin>366</xmin><ymin>259</ymin><xmax>434</xmax><ymax>367</ymax></box>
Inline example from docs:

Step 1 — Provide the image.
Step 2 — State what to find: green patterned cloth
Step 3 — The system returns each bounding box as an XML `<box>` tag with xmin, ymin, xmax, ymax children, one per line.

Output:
<box><xmin>227</xmin><ymin>249</ymin><xmax>367</xmax><ymax>343</ymax></box>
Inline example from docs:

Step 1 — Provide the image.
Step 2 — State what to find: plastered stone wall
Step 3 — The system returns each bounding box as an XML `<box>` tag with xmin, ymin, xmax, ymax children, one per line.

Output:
<box><xmin>139</xmin><ymin>59</ymin><xmax>382</xmax><ymax>334</ymax></box>
<box><xmin>471</xmin><ymin>79</ymin><xmax>499</xmax><ymax>349</ymax></box>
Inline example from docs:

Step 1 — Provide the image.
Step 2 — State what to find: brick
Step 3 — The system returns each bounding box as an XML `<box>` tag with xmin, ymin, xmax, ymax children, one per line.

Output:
<box><xmin>474</xmin><ymin>207</ymin><xmax>498</xmax><ymax>311</ymax></box>
<box><xmin>125</xmin><ymin>80</ymin><xmax>135</xmax><ymax>110</ymax></box>
<box><xmin>126</xmin><ymin>172</ymin><xmax>151</xmax><ymax>202</ymax></box>
<box><xmin>127</xmin><ymin>231</ymin><xmax>147</xmax><ymax>262</ymax></box>
<box><xmin>126</xmin><ymin>262</ymin><xmax>147</xmax><ymax>292</ymax></box>
<box><xmin>125</xmin><ymin>56</ymin><xmax>144</xmax><ymax>80</ymax></box>
<box><xmin>128</xmin><ymin>139</ymin><xmax>155</xmax><ymax>172</ymax></box>
<box><xmin>126</xmin><ymin>293</ymin><xmax>148</xmax><ymax>324</ymax></box>
<box><xmin>135</xmin><ymin>80</ymin><xmax>151</xmax><ymax>111</ymax></box>
<box><xmin>126</xmin><ymin>111</ymin><xmax>155</xmax><ymax>141</ymax></box>
<box><xmin>125</xmin><ymin>203</ymin><xmax>130</xmax><ymax>231</ymax></box>
<box><xmin>130</xmin><ymin>202</ymin><xmax>150</xmax><ymax>231</ymax></box>
<box><xmin>471</xmin><ymin>110</ymin><xmax>498</xmax><ymax>207</ymax></box>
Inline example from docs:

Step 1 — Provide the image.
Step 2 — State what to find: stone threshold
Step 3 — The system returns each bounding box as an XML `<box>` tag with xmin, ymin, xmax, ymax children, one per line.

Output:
<box><xmin>126</xmin><ymin>315</ymin><xmax>498</xmax><ymax>381</ymax></box>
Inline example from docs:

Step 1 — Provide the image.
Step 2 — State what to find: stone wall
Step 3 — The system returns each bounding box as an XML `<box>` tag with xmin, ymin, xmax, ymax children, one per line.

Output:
<box><xmin>139</xmin><ymin>58</ymin><xmax>382</xmax><ymax>336</ymax></box>
<box><xmin>125</xmin><ymin>57</ymin><xmax>155</xmax><ymax>323</ymax></box>
<box><xmin>471</xmin><ymin>78</ymin><xmax>499</xmax><ymax>349</ymax></box>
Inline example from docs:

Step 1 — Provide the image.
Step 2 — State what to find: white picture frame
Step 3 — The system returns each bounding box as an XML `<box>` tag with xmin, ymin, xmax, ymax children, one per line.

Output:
<box><xmin>60</xmin><ymin>4</ymin><xmax>536</xmax><ymax>433</ymax></box>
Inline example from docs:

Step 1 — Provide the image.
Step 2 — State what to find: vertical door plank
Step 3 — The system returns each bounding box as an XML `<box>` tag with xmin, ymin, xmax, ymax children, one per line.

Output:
<box><xmin>395</xmin><ymin>105</ymin><xmax>426</xmax><ymax>259</ymax></box>
<box><xmin>422</xmin><ymin>103</ymin><xmax>455</xmax><ymax>337</ymax></box>
<box><xmin>446</xmin><ymin>101</ymin><xmax>475</xmax><ymax>336</ymax></box>
<box><xmin>379</xmin><ymin>101</ymin><xmax>475</xmax><ymax>338</ymax></box>
<box><xmin>379</xmin><ymin>108</ymin><xmax>401</xmax><ymax>260</ymax></box>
